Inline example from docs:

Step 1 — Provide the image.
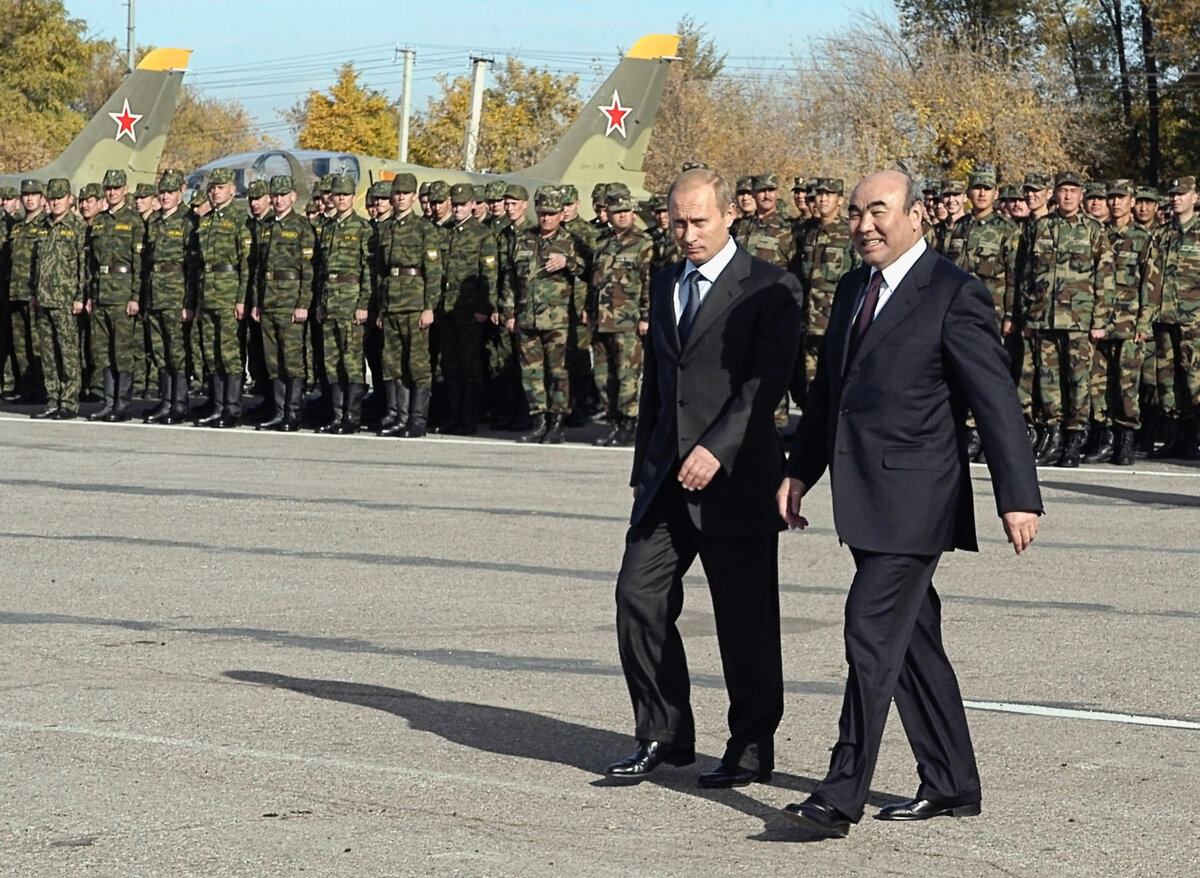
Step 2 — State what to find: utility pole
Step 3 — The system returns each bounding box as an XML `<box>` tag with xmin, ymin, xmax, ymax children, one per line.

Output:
<box><xmin>462</xmin><ymin>56</ymin><xmax>492</xmax><ymax>172</ymax></box>
<box><xmin>126</xmin><ymin>0</ymin><xmax>136</xmax><ymax>72</ymax></box>
<box><xmin>395</xmin><ymin>46</ymin><xmax>415</xmax><ymax>162</ymax></box>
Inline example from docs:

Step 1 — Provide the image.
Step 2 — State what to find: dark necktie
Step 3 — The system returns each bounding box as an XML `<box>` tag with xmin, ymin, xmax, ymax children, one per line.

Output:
<box><xmin>678</xmin><ymin>269</ymin><xmax>702</xmax><ymax>345</ymax></box>
<box><xmin>847</xmin><ymin>269</ymin><xmax>882</xmax><ymax>363</ymax></box>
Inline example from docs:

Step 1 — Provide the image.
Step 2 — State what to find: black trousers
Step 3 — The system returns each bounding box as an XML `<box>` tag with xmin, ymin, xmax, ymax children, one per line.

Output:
<box><xmin>614</xmin><ymin>477</ymin><xmax>783</xmax><ymax>772</ymax></box>
<box><xmin>814</xmin><ymin>548</ymin><xmax>979</xmax><ymax>821</ymax></box>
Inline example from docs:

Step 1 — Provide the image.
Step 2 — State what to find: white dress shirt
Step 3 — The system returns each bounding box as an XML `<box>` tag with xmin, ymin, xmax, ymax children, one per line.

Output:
<box><xmin>855</xmin><ymin>236</ymin><xmax>928</xmax><ymax>322</ymax></box>
<box><xmin>673</xmin><ymin>235</ymin><xmax>738</xmax><ymax>324</ymax></box>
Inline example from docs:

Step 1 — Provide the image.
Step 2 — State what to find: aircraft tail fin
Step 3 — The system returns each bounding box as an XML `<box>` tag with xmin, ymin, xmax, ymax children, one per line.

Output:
<box><xmin>38</xmin><ymin>47</ymin><xmax>191</xmax><ymax>189</ymax></box>
<box><xmin>522</xmin><ymin>34</ymin><xmax>678</xmax><ymax>197</ymax></box>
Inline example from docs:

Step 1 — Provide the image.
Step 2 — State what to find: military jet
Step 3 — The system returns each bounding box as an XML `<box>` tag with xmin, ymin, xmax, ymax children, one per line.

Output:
<box><xmin>186</xmin><ymin>34</ymin><xmax>679</xmax><ymax>211</ymax></box>
<box><xmin>0</xmin><ymin>48</ymin><xmax>190</xmax><ymax>192</ymax></box>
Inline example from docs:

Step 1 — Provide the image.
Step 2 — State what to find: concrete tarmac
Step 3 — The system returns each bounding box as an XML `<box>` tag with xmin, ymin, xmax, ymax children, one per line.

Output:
<box><xmin>0</xmin><ymin>414</ymin><xmax>1196</xmax><ymax>876</ymax></box>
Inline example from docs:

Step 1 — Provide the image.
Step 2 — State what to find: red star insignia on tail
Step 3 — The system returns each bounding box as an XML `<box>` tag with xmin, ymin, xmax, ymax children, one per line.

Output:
<box><xmin>599</xmin><ymin>91</ymin><xmax>632</xmax><ymax>139</ymax></box>
<box><xmin>109</xmin><ymin>98</ymin><xmax>143</xmax><ymax>143</ymax></box>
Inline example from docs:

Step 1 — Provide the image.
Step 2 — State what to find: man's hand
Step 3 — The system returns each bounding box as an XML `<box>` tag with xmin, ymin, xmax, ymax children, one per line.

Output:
<box><xmin>292</xmin><ymin>307</ymin><xmax>308</xmax><ymax>324</ymax></box>
<box><xmin>181</xmin><ymin>308</ymin><xmax>194</xmax><ymax>323</ymax></box>
<box><xmin>776</xmin><ymin>477</ymin><xmax>809</xmax><ymax>530</ymax></box>
<box><xmin>353</xmin><ymin>308</ymin><xmax>368</xmax><ymax>326</ymax></box>
<box><xmin>677</xmin><ymin>445</ymin><xmax>720</xmax><ymax>491</ymax></box>
<box><xmin>505</xmin><ymin>317</ymin><xmax>516</xmax><ymax>333</ymax></box>
<box><xmin>544</xmin><ymin>253</ymin><xmax>567</xmax><ymax>273</ymax></box>
<box><xmin>71</xmin><ymin>300</ymin><xmax>84</xmax><ymax>315</ymax></box>
<box><xmin>126</xmin><ymin>300</ymin><xmax>140</xmax><ymax>318</ymax></box>
<box><xmin>234</xmin><ymin>302</ymin><xmax>245</xmax><ymax>321</ymax></box>
<box><xmin>1001</xmin><ymin>318</ymin><xmax>1013</xmax><ymax>337</ymax></box>
<box><xmin>1002</xmin><ymin>510</ymin><xmax>1039</xmax><ymax>555</ymax></box>
<box><xmin>419</xmin><ymin>308</ymin><xmax>434</xmax><ymax>329</ymax></box>
<box><xmin>1090</xmin><ymin>328</ymin><xmax>1106</xmax><ymax>340</ymax></box>
<box><xmin>251</xmin><ymin>306</ymin><xmax>261</xmax><ymax>324</ymax></box>
<box><xmin>638</xmin><ymin>320</ymin><xmax>649</xmax><ymax>336</ymax></box>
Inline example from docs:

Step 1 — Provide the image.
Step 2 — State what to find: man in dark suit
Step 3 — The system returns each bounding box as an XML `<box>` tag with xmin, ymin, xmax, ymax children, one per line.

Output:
<box><xmin>603</xmin><ymin>168</ymin><xmax>802</xmax><ymax>788</ymax></box>
<box><xmin>777</xmin><ymin>170</ymin><xmax>1042</xmax><ymax>837</ymax></box>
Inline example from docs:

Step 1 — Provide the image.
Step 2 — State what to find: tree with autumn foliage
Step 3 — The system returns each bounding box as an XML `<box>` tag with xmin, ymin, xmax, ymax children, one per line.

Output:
<box><xmin>408</xmin><ymin>59</ymin><xmax>582</xmax><ymax>172</ymax></box>
<box><xmin>287</xmin><ymin>65</ymin><xmax>398</xmax><ymax>157</ymax></box>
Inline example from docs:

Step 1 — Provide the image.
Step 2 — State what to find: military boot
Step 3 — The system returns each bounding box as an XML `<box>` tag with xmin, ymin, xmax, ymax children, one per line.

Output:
<box><xmin>144</xmin><ymin>370</ymin><xmax>172</xmax><ymax>423</ymax></box>
<box><xmin>517</xmin><ymin>413</ymin><xmax>548</xmax><ymax>444</ymax></box>
<box><xmin>381</xmin><ymin>384</ymin><xmax>411</xmax><ymax>437</ymax></box>
<box><xmin>613</xmin><ymin>416</ymin><xmax>637</xmax><ymax>447</ymax></box>
<box><xmin>88</xmin><ymin>369</ymin><xmax>117</xmax><ymax>421</ymax></box>
<box><xmin>1149</xmin><ymin>417</ymin><xmax>1182</xmax><ymax>459</ymax></box>
<box><xmin>278</xmin><ymin>379</ymin><xmax>304</xmax><ymax>432</ymax></box>
<box><xmin>107</xmin><ymin>371</ymin><xmax>134</xmax><ymax>422</ymax></box>
<box><xmin>196</xmin><ymin>374</ymin><xmax>225</xmax><ymax>426</ymax></box>
<box><xmin>542</xmin><ymin>413</ymin><xmax>566</xmax><ymax>444</ymax></box>
<box><xmin>376</xmin><ymin>380</ymin><xmax>400</xmax><ymax>432</ymax></box>
<box><xmin>216</xmin><ymin>374</ymin><xmax>244</xmax><ymax>428</ymax></box>
<box><xmin>317</xmin><ymin>383</ymin><xmax>345</xmax><ymax>433</ymax></box>
<box><xmin>593</xmin><ymin>414</ymin><xmax>622</xmax><ymax>447</ymax></box>
<box><xmin>164</xmin><ymin>371</ymin><xmax>191</xmax><ymax>424</ymax></box>
<box><xmin>1111</xmin><ymin>426</ymin><xmax>1135</xmax><ymax>466</ymax></box>
<box><xmin>1056</xmin><ymin>429</ymin><xmax>1084</xmax><ymax>467</ymax></box>
<box><xmin>256</xmin><ymin>380</ymin><xmax>288</xmax><ymax>431</ymax></box>
<box><xmin>404</xmin><ymin>386</ymin><xmax>431</xmax><ymax>438</ymax></box>
<box><xmin>1035</xmin><ymin>425</ymin><xmax>1062</xmax><ymax>466</ymax></box>
<box><xmin>1082</xmin><ymin>426</ymin><xmax>1115</xmax><ymax>463</ymax></box>
<box><xmin>337</xmin><ymin>383</ymin><xmax>367</xmax><ymax>434</ymax></box>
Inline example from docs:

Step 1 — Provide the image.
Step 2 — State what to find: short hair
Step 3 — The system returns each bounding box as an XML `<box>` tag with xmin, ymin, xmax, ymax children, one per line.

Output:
<box><xmin>902</xmin><ymin>174</ymin><xmax>923</xmax><ymax>213</ymax></box>
<box><xmin>667</xmin><ymin>168</ymin><xmax>733</xmax><ymax>212</ymax></box>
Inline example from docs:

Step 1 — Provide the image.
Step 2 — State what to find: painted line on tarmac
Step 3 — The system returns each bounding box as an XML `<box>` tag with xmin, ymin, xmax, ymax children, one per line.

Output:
<box><xmin>964</xmin><ymin>700</ymin><xmax>1200</xmax><ymax>730</ymax></box>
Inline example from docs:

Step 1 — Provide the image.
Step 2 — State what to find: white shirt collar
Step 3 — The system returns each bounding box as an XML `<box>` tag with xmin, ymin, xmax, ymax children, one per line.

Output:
<box><xmin>876</xmin><ymin>236</ymin><xmax>927</xmax><ymax>293</ymax></box>
<box><xmin>685</xmin><ymin>234</ymin><xmax>737</xmax><ymax>283</ymax></box>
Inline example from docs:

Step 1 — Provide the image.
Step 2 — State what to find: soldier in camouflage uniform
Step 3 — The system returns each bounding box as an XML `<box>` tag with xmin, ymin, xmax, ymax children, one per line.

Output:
<box><xmin>484</xmin><ymin>183</ymin><xmax>531</xmax><ymax>431</ymax></box>
<box><xmin>427</xmin><ymin>181</ymin><xmax>453</xmax><ymax>234</ymax></box>
<box><xmin>312</xmin><ymin>174</ymin><xmax>372</xmax><ymax>434</ymax></box>
<box><xmin>435</xmin><ymin>182</ymin><xmax>497</xmax><ymax>435</ymax></box>
<box><xmin>253</xmin><ymin>175</ymin><xmax>315</xmax><ymax>432</ymax></box>
<box><xmin>590</xmin><ymin>183</ymin><xmax>609</xmax><ymax>232</ymax></box>
<box><xmin>1085</xmin><ymin>184</ymin><xmax>1111</xmax><ymax>223</ymax></box>
<box><xmin>1022</xmin><ymin>170</ymin><xmax>1116</xmax><ymax>467</ymax></box>
<box><xmin>142</xmin><ymin>169</ymin><xmax>199</xmax><ymax>425</ymax></box>
<box><xmin>74</xmin><ymin>183</ymin><xmax>105</xmax><ymax>400</ymax></box>
<box><xmin>1009</xmin><ymin>171</ymin><xmax>1056</xmax><ymax>436</ymax></box>
<box><xmin>648</xmin><ymin>193</ymin><xmax>680</xmax><ymax>276</ymax></box>
<box><xmin>85</xmin><ymin>169</ymin><xmax>144</xmax><ymax>422</ymax></box>
<box><xmin>936</xmin><ymin>179</ymin><xmax>968</xmax><ymax>253</ymax></box>
<box><xmin>502</xmin><ymin>186</ymin><xmax>586</xmax><ymax>444</ymax></box>
<box><xmin>360</xmin><ymin>180</ymin><xmax>393</xmax><ymax>427</ymax></box>
<box><xmin>30</xmin><ymin>178</ymin><xmax>86</xmax><ymax>419</ymax></box>
<box><xmin>560</xmin><ymin>183</ymin><xmax>598</xmax><ymax>426</ymax></box>
<box><xmin>373</xmin><ymin>172</ymin><xmax>442</xmax><ymax>438</ymax></box>
<box><xmin>790</xmin><ymin>176</ymin><xmax>810</xmax><ymax>223</ymax></box>
<box><xmin>587</xmin><ymin>187</ymin><xmax>652</xmax><ymax>446</ymax></box>
<box><xmin>795</xmin><ymin>178</ymin><xmax>856</xmax><ymax>406</ymax></box>
<box><xmin>5</xmin><ymin>180</ymin><xmax>47</xmax><ymax>402</ymax></box>
<box><xmin>731</xmin><ymin>176</ymin><xmax>756</xmax><ymax>239</ymax></box>
<box><xmin>1139</xmin><ymin>176</ymin><xmax>1200</xmax><ymax>459</ymax></box>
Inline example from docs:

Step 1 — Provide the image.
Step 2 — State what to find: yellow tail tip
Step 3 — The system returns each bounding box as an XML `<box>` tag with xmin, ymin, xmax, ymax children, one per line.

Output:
<box><xmin>137</xmin><ymin>48</ymin><xmax>192</xmax><ymax>71</ymax></box>
<box><xmin>626</xmin><ymin>35</ymin><xmax>681</xmax><ymax>60</ymax></box>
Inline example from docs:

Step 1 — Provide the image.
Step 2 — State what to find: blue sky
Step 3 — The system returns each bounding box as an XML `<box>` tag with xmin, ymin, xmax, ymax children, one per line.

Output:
<box><xmin>66</xmin><ymin>0</ymin><xmax>893</xmax><ymax>143</ymax></box>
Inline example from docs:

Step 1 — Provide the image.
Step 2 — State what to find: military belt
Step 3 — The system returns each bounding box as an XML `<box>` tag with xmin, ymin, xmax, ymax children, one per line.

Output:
<box><xmin>154</xmin><ymin>263</ymin><xmax>183</xmax><ymax>273</ymax></box>
<box><xmin>389</xmin><ymin>267</ymin><xmax>423</xmax><ymax>277</ymax></box>
<box><xmin>98</xmin><ymin>265</ymin><xmax>131</xmax><ymax>275</ymax></box>
<box><xmin>206</xmin><ymin>264</ymin><xmax>237</xmax><ymax>273</ymax></box>
<box><xmin>270</xmin><ymin>270</ymin><xmax>300</xmax><ymax>280</ymax></box>
<box><xmin>328</xmin><ymin>273</ymin><xmax>361</xmax><ymax>283</ymax></box>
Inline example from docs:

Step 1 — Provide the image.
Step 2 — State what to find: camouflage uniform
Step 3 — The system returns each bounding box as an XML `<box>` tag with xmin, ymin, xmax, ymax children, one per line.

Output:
<box><xmin>1022</xmin><ymin>174</ymin><xmax>1116</xmax><ymax>460</ymax></box>
<box><xmin>487</xmin><ymin>184</ymin><xmax>531</xmax><ymax>429</ymax></box>
<box><xmin>563</xmin><ymin>185</ymin><xmax>598</xmax><ymax>421</ymax></box>
<box><xmin>438</xmin><ymin>184</ymin><xmax>497</xmax><ymax>433</ymax></box>
<box><xmin>647</xmin><ymin>193</ymin><xmax>680</xmax><ymax>276</ymax></box>
<box><xmin>241</xmin><ymin>180</ymin><xmax>271</xmax><ymax>410</ymax></box>
<box><xmin>6</xmin><ymin>182</ymin><xmax>46</xmax><ymax>399</ymax></box>
<box><xmin>588</xmin><ymin>192</ymin><xmax>652</xmax><ymax>443</ymax></box>
<box><xmin>32</xmin><ymin>179</ymin><xmax>86</xmax><ymax>416</ymax></box>
<box><xmin>943</xmin><ymin>207</ymin><xmax>1020</xmax><ymax>326</ymax></box>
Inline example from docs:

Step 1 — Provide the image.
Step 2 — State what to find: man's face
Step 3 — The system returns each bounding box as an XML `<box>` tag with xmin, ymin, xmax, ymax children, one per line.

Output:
<box><xmin>609</xmin><ymin>208</ymin><xmax>635</xmax><ymax>233</ymax></box>
<box><xmin>736</xmin><ymin>191</ymin><xmax>756</xmax><ymax>214</ymax></box>
<box><xmin>471</xmin><ymin>201</ymin><xmax>487</xmax><ymax>219</ymax></box>
<box><xmin>504</xmin><ymin>198</ymin><xmax>527</xmax><ymax>223</ymax></box>
<box><xmin>942</xmin><ymin>191</ymin><xmax>965</xmax><ymax>217</ymax></box>
<box><xmin>1170</xmin><ymin>190</ymin><xmax>1197</xmax><ymax>218</ymax></box>
<box><xmin>392</xmin><ymin>191</ymin><xmax>417</xmax><ymax>215</ymax></box>
<box><xmin>1108</xmin><ymin>193</ymin><xmax>1133</xmax><ymax>222</ymax></box>
<box><xmin>47</xmin><ymin>195</ymin><xmax>71</xmax><ymax>219</ymax></box>
<box><xmin>1008</xmin><ymin>198</ymin><xmax>1030</xmax><ymax>219</ymax></box>
<box><xmin>269</xmin><ymin>190</ymin><xmax>296</xmax><ymax>216</ymax></box>
<box><xmin>563</xmin><ymin>201</ymin><xmax>579</xmax><ymax>222</ymax></box>
<box><xmin>848</xmin><ymin>171</ymin><xmax>922</xmax><ymax>269</ymax></box>
<box><xmin>1085</xmin><ymin>196</ymin><xmax>1110</xmax><ymax>222</ymax></box>
<box><xmin>593</xmin><ymin>204</ymin><xmax>608</xmax><ymax>224</ymax></box>
<box><xmin>208</xmin><ymin>181</ymin><xmax>235</xmax><ymax>210</ymax></box>
<box><xmin>333</xmin><ymin>192</ymin><xmax>354</xmax><ymax>216</ymax></box>
<box><xmin>933</xmin><ymin>200</ymin><xmax>948</xmax><ymax>221</ymax></box>
<box><xmin>1</xmin><ymin>196</ymin><xmax>18</xmax><ymax>215</ymax></box>
<box><xmin>654</xmin><ymin>208</ymin><xmax>670</xmax><ymax>230</ymax></box>
<box><xmin>814</xmin><ymin>190</ymin><xmax>842</xmax><ymax>221</ymax></box>
<box><xmin>1055</xmin><ymin>184</ymin><xmax>1082</xmax><ymax>217</ymax></box>
<box><xmin>452</xmin><ymin>201</ymin><xmax>473</xmax><ymax>222</ymax></box>
<box><xmin>79</xmin><ymin>196</ymin><xmax>102</xmax><ymax>220</ymax></box>
<box><xmin>792</xmin><ymin>189</ymin><xmax>807</xmax><ymax>213</ymax></box>
<box><xmin>248</xmin><ymin>194</ymin><xmax>270</xmax><ymax>218</ymax></box>
<box><xmin>419</xmin><ymin>195</ymin><xmax>431</xmax><ymax>216</ymax></box>
<box><xmin>1134</xmin><ymin>198</ymin><xmax>1158</xmax><ymax>224</ymax></box>
<box><xmin>322</xmin><ymin>192</ymin><xmax>335</xmax><ymax>211</ymax></box>
<box><xmin>104</xmin><ymin>185</ymin><xmax>127</xmax><ymax>210</ymax></box>
<box><xmin>488</xmin><ymin>199</ymin><xmax>505</xmax><ymax>217</ymax></box>
<box><xmin>968</xmin><ymin>185</ymin><xmax>995</xmax><ymax>214</ymax></box>
<box><xmin>754</xmin><ymin>187</ymin><xmax>777</xmax><ymax>215</ymax></box>
<box><xmin>372</xmin><ymin>197</ymin><xmax>391</xmax><ymax>218</ymax></box>
<box><xmin>159</xmin><ymin>189</ymin><xmax>183</xmax><ymax>211</ymax></box>
<box><xmin>431</xmin><ymin>198</ymin><xmax>451</xmax><ymax>221</ymax></box>
<box><xmin>21</xmin><ymin>193</ymin><xmax>43</xmax><ymax>214</ymax></box>
<box><xmin>1024</xmin><ymin>187</ymin><xmax>1050</xmax><ymax>212</ymax></box>
<box><xmin>670</xmin><ymin>181</ymin><xmax>735</xmax><ymax>265</ymax></box>
<box><xmin>537</xmin><ymin>209</ymin><xmax>563</xmax><ymax>235</ymax></box>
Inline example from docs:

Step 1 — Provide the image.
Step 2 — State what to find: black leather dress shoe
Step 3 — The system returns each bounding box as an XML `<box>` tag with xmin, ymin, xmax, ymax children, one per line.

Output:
<box><xmin>782</xmin><ymin>797</ymin><xmax>852</xmax><ymax>838</ymax></box>
<box><xmin>874</xmin><ymin>795</ymin><xmax>981</xmax><ymax>821</ymax></box>
<box><xmin>696</xmin><ymin>761</ymin><xmax>771</xmax><ymax>788</ymax></box>
<box><xmin>603</xmin><ymin>740</ymin><xmax>695</xmax><ymax>779</ymax></box>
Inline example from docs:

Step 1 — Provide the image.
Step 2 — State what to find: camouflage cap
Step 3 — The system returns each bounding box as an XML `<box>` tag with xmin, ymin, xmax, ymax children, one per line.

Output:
<box><xmin>134</xmin><ymin>182</ymin><xmax>157</xmax><ymax>199</ymax></box>
<box><xmin>0</xmin><ymin>185</ymin><xmax>17</xmax><ymax>200</ymax></box>
<box><xmin>102</xmin><ymin>169</ymin><xmax>127</xmax><ymax>188</ymax></box>
<box><xmin>792</xmin><ymin>176</ymin><xmax>806</xmax><ymax>192</ymax></box>
<box><xmin>310</xmin><ymin>182</ymin><xmax>322</xmax><ymax>199</ymax></box>
<box><xmin>268</xmin><ymin>174</ymin><xmax>294</xmax><ymax>195</ymax></box>
<box><xmin>922</xmin><ymin>180</ymin><xmax>939</xmax><ymax>195</ymax></box>
<box><xmin>1107</xmin><ymin>179</ymin><xmax>1135</xmax><ymax>197</ymax></box>
<box><xmin>814</xmin><ymin>177</ymin><xmax>844</xmax><ymax>195</ymax></box>
<box><xmin>967</xmin><ymin>170</ymin><xmax>997</xmax><ymax>189</ymax></box>
<box><xmin>390</xmin><ymin>172</ymin><xmax>418</xmax><ymax>194</ymax></box>
<box><xmin>189</xmin><ymin>189</ymin><xmax>209</xmax><ymax>208</ymax></box>
<box><xmin>681</xmin><ymin>160</ymin><xmax>708</xmax><ymax>172</ymax></box>
<box><xmin>753</xmin><ymin>172</ymin><xmax>780</xmax><ymax>191</ymax></box>
<box><xmin>1053</xmin><ymin>170</ymin><xmax>1083</xmax><ymax>188</ymax></box>
<box><xmin>606</xmin><ymin>188</ymin><xmax>634</xmax><ymax>212</ymax></box>
<box><xmin>158</xmin><ymin>168</ymin><xmax>185</xmax><ymax>192</ymax></box>
<box><xmin>484</xmin><ymin>180</ymin><xmax>507</xmax><ymax>201</ymax></box>
<box><xmin>449</xmin><ymin>182</ymin><xmax>475</xmax><ymax>205</ymax></box>
<box><xmin>590</xmin><ymin>183</ymin><xmax>608</xmax><ymax>204</ymax></box>
<box><xmin>940</xmin><ymin>179</ymin><xmax>966</xmax><ymax>196</ymax></box>
<box><xmin>735</xmin><ymin>175</ymin><xmax>754</xmax><ymax>194</ymax></box>
<box><xmin>318</xmin><ymin>173</ymin><xmax>335</xmax><ymax>193</ymax></box>
<box><xmin>328</xmin><ymin>174</ymin><xmax>355</xmax><ymax>196</ymax></box>
<box><xmin>1023</xmin><ymin>172</ymin><xmax>1052</xmax><ymax>190</ymax></box>
<box><xmin>368</xmin><ymin>181</ymin><xmax>391</xmax><ymax>200</ymax></box>
<box><xmin>46</xmin><ymin>178</ymin><xmax>71</xmax><ymax>199</ymax></box>
<box><xmin>246</xmin><ymin>179</ymin><xmax>269</xmax><ymax>199</ymax></box>
<box><xmin>1135</xmin><ymin>186</ymin><xmax>1159</xmax><ymax>201</ymax></box>
<box><xmin>208</xmin><ymin>167</ymin><xmax>236</xmax><ymax>186</ymax></box>
<box><xmin>606</xmin><ymin>181</ymin><xmax>631</xmax><ymax>200</ymax></box>
<box><xmin>504</xmin><ymin>182</ymin><xmax>529</xmax><ymax>201</ymax></box>
<box><xmin>560</xmin><ymin>184</ymin><xmax>579</xmax><ymax>203</ymax></box>
<box><xmin>1166</xmin><ymin>176</ymin><xmax>1196</xmax><ymax>194</ymax></box>
<box><xmin>649</xmin><ymin>192</ymin><xmax>669</xmax><ymax>212</ymax></box>
<box><xmin>998</xmin><ymin>183</ymin><xmax>1021</xmax><ymax>201</ymax></box>
<box><xmin>427</xmin><ymin>180</ymin><xmax>450</xmax><ymax>203</ymax></box>
<box><xmin>534</xmin><ymin>185</ymin><xmax>564</xmax><ymax>213</ymax></box>
<box><xmin>20</xmin><ymin>179</ymin><xmax>43</xmax><ymax>195</ymax></box>
<box><xmin>1084</xmin><ymin>183</ymin><xmax>1107</xmax><ymax>200</ymax></box>
<box><xmin>79</xmin><ymin>182</ymin><xmax>103</xmax><ymax>201</ymax></box>
<box><xmin>418</xmin><ymin>181</ymin><xmax>431</xmax><ymax>197</ymax></box>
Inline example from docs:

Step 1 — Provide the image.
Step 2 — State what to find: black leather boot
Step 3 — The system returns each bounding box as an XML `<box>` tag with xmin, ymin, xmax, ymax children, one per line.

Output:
<box><xmin>257</xmin><ymin>380</ymin><xmax>288</xmax><ymax>430</ymax></box>
<box><xmin>164</xmin><ymin>370</ymin><xmax>191</xmax><ymax>424</ymax></box>
<box><xmin>144</xmin><ymin>370</ymin><xmax>172</xmax><ymax>423</ymax></box>
<box><xmin>434</xmin><ymin>379</ymin><xmax>460</xmax><ymax>434</ymax></box>
<box><xmin>381</xmin><ymin>384</ymin><xmax>412</xmax><ymax>437</ymax></box>
<box><xmin>1035</xmin><ymin>425</ymin><xmax>1062</xmax><ymax>466</ymax></box>
<box><xmin>377</xmin><ymin>380</ymin><xmax>400</xmax><ymax>432</ymax></box>
<box><xmin>337</xmin><ymin>383</ymin><xmax>366</xmax><ymax>434</ymax></box>
<box><xmin>593</xmin><ymin>415</ymin><xmax>622</xmax><ymax>447</ymax></box>
<box><xmin>613</xmin><ymin>416</ymin><xmax>637</xmax><ymax>447</ymax></box>
<box><xmin>317</xmin><ymin>383</ymin><xmax>345</xmax><ymax>433</ymax></box>
<box><xmin>1056</xmin><ymin>429</ymin><xmax>1084</xmax><ymax>467</ymax></box>
<box><xmin>196</xmin><ymin>374</ymin><xmax>225</xmax><ymax>426</ymax></box>
<box><xmin>1149</xmin><ymin>417</ymin><xmax>1182</xmax><ymax>459</ymax></box>
<box><xmin>107</xmin><ymin>371</ymin><xmax>134</xmax><ymax>422</ymax></box>
<box><xmin>517</xmin><ymin>413</ymin><xmax>548</xmax><ymax>443</ymax></box>
<box><xmin>88</xmin><ymin>369</ymin><xmax>117</xmax><ymax>421</ymax></box>
<box><xmin>1082</xmin><ymin>425</ymin><xmax>1115</xmax><ymax>463</ymax></box>
<box><xmin>542</xmin><ymin>412</ymin><xmax>566</xmax><ymax>444</ymax></box>
<box><xmin>216</xmin><ymin>374</ymin><xmax>243</xmax><ymax>428</ymax></box>
<box><xmin>404</xmin><ymin>386</ymin><xmax>431</xmax><ymax>437</ymax></box>
<box><xmin>278</xmin><ymin>379</ymin><xmax>303</xmax><ymax>432</ymax></box>
<box><xmin>1111</xmin><ymin>425</ymin><xmax>1135</xmax><ymax>466</ymax></box>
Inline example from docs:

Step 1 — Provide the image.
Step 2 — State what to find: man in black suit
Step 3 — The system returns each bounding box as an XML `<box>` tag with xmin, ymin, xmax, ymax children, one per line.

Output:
<box><xmin>777</xmin><ymin>170</ymin><xmax>1042</xmax><ymax>837</ymax></box>
<box><xmin>603</xmin><ymin>168</ymin><xmax>802</xmax><ymax>788</ymax></box>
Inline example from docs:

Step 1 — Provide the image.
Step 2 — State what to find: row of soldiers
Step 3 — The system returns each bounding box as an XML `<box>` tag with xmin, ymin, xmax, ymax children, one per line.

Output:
<box><xmin>0</xmin><ymin>167</ymin><xmax>680</xmax><ymax>445</ymax></box>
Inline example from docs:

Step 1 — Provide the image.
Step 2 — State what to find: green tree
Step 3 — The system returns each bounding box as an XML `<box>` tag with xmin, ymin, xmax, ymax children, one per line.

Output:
<box><xmin>288</xmin><ymin>64</ymin><xmax>398</xmax><ymax>157</ymax></box>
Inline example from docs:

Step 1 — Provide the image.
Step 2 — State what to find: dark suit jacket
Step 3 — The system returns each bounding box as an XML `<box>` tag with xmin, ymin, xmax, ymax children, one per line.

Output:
<box><xmin>788</xmin><ymin>246</ymin><xmax>1042</xmax><ymax>555</ymax></box>
<box><xmin>630</xmin><ymin>244</ymin><xmax>803</xmax><ymax>537</ymax></box>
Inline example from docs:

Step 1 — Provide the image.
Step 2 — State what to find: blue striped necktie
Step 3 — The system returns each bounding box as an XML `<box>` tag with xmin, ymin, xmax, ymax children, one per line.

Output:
<box><xmin>678</xmin><ymin>269</ymin><xmax>702</xmax><ymax>345</ymax></box>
